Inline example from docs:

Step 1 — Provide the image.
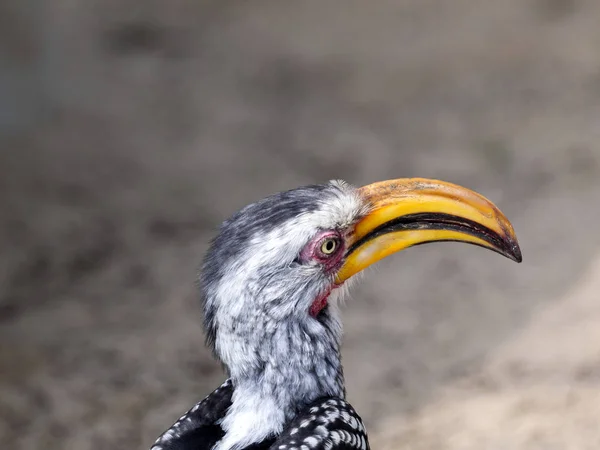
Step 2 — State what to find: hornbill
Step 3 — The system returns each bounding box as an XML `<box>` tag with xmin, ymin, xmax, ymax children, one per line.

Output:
<box><xmin>151</xmin><ymin>178</ymin><xmax>522</xmax><ymax>450</ymax></box>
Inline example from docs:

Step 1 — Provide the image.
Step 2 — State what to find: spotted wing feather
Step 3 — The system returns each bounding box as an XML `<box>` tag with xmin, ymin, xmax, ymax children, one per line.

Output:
<box><xmin>269</xmin><ymin>397</ymin><xmax>369</xmax><ymax>450</ymax></box>
<box><xmin>151</xmin><ymin>379</ymin><xmax>233</xmax><ymax>450</ymax></box>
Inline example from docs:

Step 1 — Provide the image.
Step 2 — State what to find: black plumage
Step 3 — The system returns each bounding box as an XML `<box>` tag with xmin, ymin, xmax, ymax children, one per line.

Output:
<box><xmin>151</xmin><ymin>380</ymin><xmax>369</xmax><ymax>450</ymax></box>
<box><xmin>151</xmin><ymin>380</ymin><xmax>234</xmax><ymax>450</ymax></box>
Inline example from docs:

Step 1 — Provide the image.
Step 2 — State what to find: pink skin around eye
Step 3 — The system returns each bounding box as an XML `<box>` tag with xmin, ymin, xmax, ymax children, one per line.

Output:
<box><xmin>300</xmin><ymin>230</ymin><xmax>346</xmax><ymax>317</ymax></box>
<box><xmin>299</xmin><ymin>230</ymin><xmax>345</xmax><ymax>270</ymax></box>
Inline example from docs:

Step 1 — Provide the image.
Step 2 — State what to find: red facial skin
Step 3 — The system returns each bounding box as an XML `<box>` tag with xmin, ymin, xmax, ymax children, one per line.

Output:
<box><xmin>299</xmin><ymin>230</ymin><xmax>345</xmax><ymax>317</ymax></box>
<box><xmin>309</xmin><ymin>288</ymin><xmax>332</xmax><ymax>317</ymax></box>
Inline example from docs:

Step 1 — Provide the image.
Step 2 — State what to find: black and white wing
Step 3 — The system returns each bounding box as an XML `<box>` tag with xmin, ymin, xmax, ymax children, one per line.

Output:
<box><xmin>151</xmin><ymin>379</ymin><xmax>233</xmax><ymax>450</ymax></box>
<box><xmin>269</xmin><ymin>397</ymin><xmax>370</xmax><ymax>450</ymax></box>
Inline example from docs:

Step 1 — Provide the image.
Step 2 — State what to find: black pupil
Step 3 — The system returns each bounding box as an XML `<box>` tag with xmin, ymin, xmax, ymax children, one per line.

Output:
<box><xmin>325</xmin><ymin>240</ymin><xmax>335</xmax><ymax>252</ymax></box>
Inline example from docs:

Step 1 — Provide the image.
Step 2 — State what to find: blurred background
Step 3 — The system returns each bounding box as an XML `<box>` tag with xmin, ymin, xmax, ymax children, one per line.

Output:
<box><xmin>2</xmin><ymin>1</ymin><xmax>600</xmax><ymax>449</ymax></box>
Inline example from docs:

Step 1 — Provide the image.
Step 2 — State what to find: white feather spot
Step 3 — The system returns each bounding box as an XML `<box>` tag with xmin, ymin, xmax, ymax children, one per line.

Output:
<box><xmin>341</xmin><ymin>410</ymin><xmax>351</xmax><ymax>423</ymax></box>
<box><xmin>304</xmin><ymin>436</ymin><xmax>319</xmax><ymax>447</ymax></box>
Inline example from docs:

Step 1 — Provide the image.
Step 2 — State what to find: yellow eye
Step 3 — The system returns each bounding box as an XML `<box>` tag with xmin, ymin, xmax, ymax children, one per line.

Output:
<box><xmin>320</xmin><ymin>238</ymin><xmax>338</xmax><ymax>255</ymax></box>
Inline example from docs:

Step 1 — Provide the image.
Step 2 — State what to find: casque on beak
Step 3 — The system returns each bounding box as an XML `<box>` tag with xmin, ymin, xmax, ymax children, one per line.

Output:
<box><xmin>336</xmin><ymin>178</ymin><xmax>522</xmax><ymax>284</ymax></box>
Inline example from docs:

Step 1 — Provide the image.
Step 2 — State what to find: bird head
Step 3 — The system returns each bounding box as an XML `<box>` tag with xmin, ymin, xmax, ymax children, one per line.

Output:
<box><xmin>200</xmin><ymin>178</ymin><xmax>520</xmax><ymax>383</ymax></box>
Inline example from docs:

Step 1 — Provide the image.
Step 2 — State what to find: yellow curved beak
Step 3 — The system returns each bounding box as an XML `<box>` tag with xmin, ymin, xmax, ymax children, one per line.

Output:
<box><xmin>336</xmin><ymin>178</ymin><xmax>522</xmax><ymax>284</ymax></box>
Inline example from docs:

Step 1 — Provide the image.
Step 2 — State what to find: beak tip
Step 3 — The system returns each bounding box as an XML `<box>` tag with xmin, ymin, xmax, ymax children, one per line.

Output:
<box><xmin>505</xmin><ymin>238</ymin><xmax>523</xmax><ymax>263</ymax></box>
<box><xmin>498</xmin><ymin>217</ymin><xmax>522</xmax><ymax>263</ymax></box>
<box><xmin>512</xmin><ymin>249</ymin><xmax>523</xmax><ymax>264</ymax></box>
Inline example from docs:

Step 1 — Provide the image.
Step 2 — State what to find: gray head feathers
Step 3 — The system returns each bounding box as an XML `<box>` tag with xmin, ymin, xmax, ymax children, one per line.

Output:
<box><xmin>198</xmin><ymin>180</ymin><xmax>366</xmax><ymax>450</ymax></box>
<box><xmin>200</xmin><ymin>180</ymin><xmax>364</xmax><ymax>359</ymax></box>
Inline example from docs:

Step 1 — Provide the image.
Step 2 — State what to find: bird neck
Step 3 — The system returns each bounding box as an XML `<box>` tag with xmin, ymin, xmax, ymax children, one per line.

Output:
<box><xmin>214</xmin><ymin>304</ymin><xmax>345</xmax><ymax>450</ymax></box>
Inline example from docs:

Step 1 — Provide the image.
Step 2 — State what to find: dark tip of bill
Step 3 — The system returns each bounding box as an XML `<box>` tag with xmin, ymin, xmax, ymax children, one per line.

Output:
<box><xmin>506</xmin><ymin>239</ymin><xmax>523</xmax><ymax>263</ymax></box>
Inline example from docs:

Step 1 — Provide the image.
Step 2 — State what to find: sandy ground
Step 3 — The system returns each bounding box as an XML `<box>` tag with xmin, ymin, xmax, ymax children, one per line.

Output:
<box><xmin>1</xmin><ymin>1</ymin><xmax>600</xmax><ymax>449</ymax></box>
